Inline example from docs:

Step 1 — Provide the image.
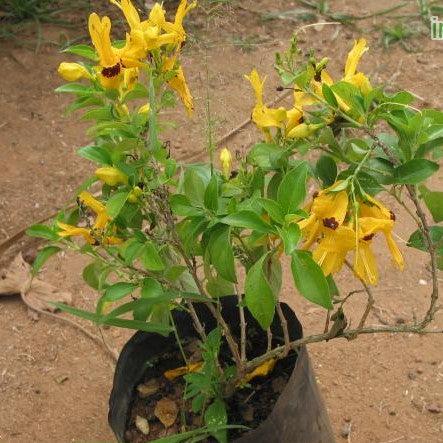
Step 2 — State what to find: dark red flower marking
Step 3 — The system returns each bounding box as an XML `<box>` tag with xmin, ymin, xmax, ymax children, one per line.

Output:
<box><xmin>363</xmin><ymin>233</ymin><xmax>375</xmax><ymax>241</ymax></box>
<box><xmin>390</xmin><ymin>210</ymin><xmax>396</xmax><ymax>221</ymax></box>
<box><xmin>323</xmin><ymin>217</ymin><xmax>339</xmax><ymax>230</ymax></box>
<box><xmin>102</xmin><ymin>63</ymin><xmax>121</xmax><ymax>78</ymax></box>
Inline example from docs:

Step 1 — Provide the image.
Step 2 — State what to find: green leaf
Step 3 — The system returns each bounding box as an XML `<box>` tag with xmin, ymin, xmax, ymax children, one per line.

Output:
<box><xmin>247</xmin><ymin>143</ymin><xmax>285</xmax><ymax>169</ymax></box>
<box><xmin>315</xmin><ymin>155</ymin><xmax>337</xmax><ymax>187</ymax></box>
<box><xmin>407</xmin><ymin>226</ymin><xmax>443</xmax><ymax>254</ymax></box>
<box><xmin>55</xmin><ymin>83</ymin><xmax>93</xmax><ymax>95</ymax></box>
<box><xmin>121</xmin><ymin>239</ymin><xmax>144</xmax><ymax>265</ymax></box>
<box><xmin>393</xmin><ymin>159</ymin><xmax>439</xmax><ymax>184</ymax></box>
<box><xmin>258</xmin><ymin>198</ymin><xmax>285</xmax><ymax>224</ymax></box>
<box><xmin>204</xmin><ymin>175</ymin><xmax>219</xmax><ymax>212</ymax></box>
<box><xmin>77</xmin><ymin>145</ymin><xmax>112</xmax><ymax>165</ymax></box>
<box><xmin>103</xmin><ymin>282</ymin><xmax>137</xmax><ymax>302</ymax></box>
<box><xmin>183</xmin><ymin>165</ymin><xmax>211</xmax><ymax>205</ymax></box>
<box><xmin>277</xmin><ymin>162</ymin><xmax>308</xmax><ymax>214</ymax></box>
<box><xmin>205</xmin><ymin>398</ymin><xmax>228</xmax><ymax>443</ymax></box>
<box><xmin>140</xmin><ymin>241</ymin><xmax>165</xmax><ymax>271</ymax></box>
<box><xmin>82</xmin><ymin>261</ymin><xmax>110</xmax><ymax>290</ymax></box>
<box><xmin>208</xmin><ymin>225</ymin><xmax>236</xmax><ymax>283</ymax></box>
<box><xmin>62</xmin><ymin>44</ymin><xmax>97</xmax><ymax>61</ymax></box>
<box><xmin>244</xmin><ymin>254</ymin><xmax>276</xmax><ymax>329</ymax></box>
<box><xmin>277</xmin><ymin>224</ymin><xmax>301</xmax><ymax>255</ymax></box>
<box><xmin>322</xmin><ymin>83</ymin><xmax>338</xmax><ymax>108</ymax></box>
<box><xmin>134</xmin><ymin>278</ymin><xmax>164</xmax><ymax>321</ymax></box>
<box><xmin>419</xmin><ymin>185</ymin><xmax>443</xmax><ymax>223</ymax></box>
<box><xmin>106</xmin><ymin>191</ymin><xmax>129</xmax><ymax>218</ymax></box>
<box><xmin>291</xmin><ymin>251</ymin><xmax>332</xmax><ymax>309</ymax></box>
<box><xmin>32</xmin><ymin>246</ymin><xmax>60</xmax><ymax>275</ymax></box>
<box><xmin>170</xmin><ymin>194</ymin><xmax>203</xmax><ymax>217</ymax></box>
<box><xmin>26</xmin><ymin>224</ymin><xmax>59</xmax><ymax>241</ymax></box>
<box><xmin>221</xmin><ymin>211</ymin><xmax>274</xmax><ymax>234</ymax></box>
<box><xmin>206</xmin><ymin>274</ymin><xmax>234</xmax><ymax>297</ymax></box>
<box><xmin>54</xmin><ymin>303</ymin><xmax>171</xmax><ymax>334</ymax></box>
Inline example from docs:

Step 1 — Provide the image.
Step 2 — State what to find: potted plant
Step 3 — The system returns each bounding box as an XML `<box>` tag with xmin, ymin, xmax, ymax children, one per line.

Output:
<box><xmin>28</xmin><ymin>0</ymin><xmax>442</xmax><ymax>442</ymax></box>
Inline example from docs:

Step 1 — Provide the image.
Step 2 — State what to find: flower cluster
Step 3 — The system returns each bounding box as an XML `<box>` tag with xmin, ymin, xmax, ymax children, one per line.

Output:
<box><xmin>58</xmin><ymin>0</ymin><xmax>196</xmax><ymax>114</ymax></box>
<box><xmin>299</xmin><ymin>183</ymin><xmax>404</xmax><ymax>285</ymax></box>
<box><xmin>245</xmin><ymin>38</ymin><xmax>372</xmax><ymax>140</ymax></box>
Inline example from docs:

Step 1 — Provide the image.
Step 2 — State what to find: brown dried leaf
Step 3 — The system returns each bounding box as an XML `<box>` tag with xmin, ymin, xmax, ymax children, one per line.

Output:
<box><xmin>154</xmin><ymin>398</ymin><xmax>178</xmax><ymax>428</ymax></box>
<box><xmin>135</xmin><ymin>415</ymin><xmax>150</xmax><ymax>435</ymax></box>
<box><xmin>0</xmin><ymin>253</ymin><xmax>72</xmax><ymax>314</ymax></box>
<box><xmin>137</xmin><ymin>379</ymin><xmax>160</xmax><ymax>398</ymax></box>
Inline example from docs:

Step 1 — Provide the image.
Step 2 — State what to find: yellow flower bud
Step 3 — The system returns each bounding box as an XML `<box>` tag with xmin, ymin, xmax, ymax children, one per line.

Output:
<box><xmin>95</xmin><ymin>167</ymin><xmax>128</xmax><ymax>186</ymax></box>
<box><xmin>220</xmin><ymin>148</ymin><xmax>232</xmax><ymax>179</ymax></box>
<box><xmin>138</xmin><ymin>103</ymin><xmax>150</xmax><ymax>114</ymax></box>
<box><xmin>115</xmin><ymin>103</ymin><xmax>129</xmax><ymax>117</ymax></box>
<box><xmin>57</xmin><ymin>62</ymin><xmax>91</xmax><ymax>81</ymax></box>
<box><xmin>287</xmin><ymin>123</ymin><xmax>323</xmax><ymax>139</ymax></box>
<box><xmin>128</xmin><ymin>186</ymin><xmax>143</xmax><ymax>203</ymax></box>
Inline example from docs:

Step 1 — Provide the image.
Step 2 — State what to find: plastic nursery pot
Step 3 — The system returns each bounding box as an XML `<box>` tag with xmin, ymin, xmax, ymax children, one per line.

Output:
<box><xmin>108</xmin><ymin>296</ymin><xmax>335</xmax><ymax>443</ymax></box>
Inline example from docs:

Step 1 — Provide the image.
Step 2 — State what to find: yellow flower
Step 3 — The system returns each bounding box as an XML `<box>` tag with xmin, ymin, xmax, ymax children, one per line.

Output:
<box><xmin>298</xmin><ymin>183</ymin><xmax>349</xmax><ymax>249</ymax></box>
<box><xmin>220</xmin><ymin>148</ymin><xmax>232</xmax><ymax>179</ymax></box>
<box><xmin>57</xmin><ymin>62</ymin><xmax>91</xmax><ymax>81</ymax></box>
<box><xmin>245</xmin><ymin>69</ymin><xmax>287</xmax><ymax>139</ymax></box>
<box><xmin>313</xmin><ymin>225</ymin><xmax>356</xmax><ymax>276</ymax></box>
<box><xmin>88</xmin><ymin>13</ymin><xmax>143</xmax><ymax>90</ymax></box>
<box><xmin>109</xmin><ymin>0</ymin><xmax>141</xmax><ymax>30</ymax></box>
<box><xmin>57</xmin><ymin>222</ymin><xmax>95</xmax><ymax>244</ymax></box>
<box><xmin>161</xmin><ymin>0</ymin><xmax>197</xmax><ymax>44</ymax></box>
<box><xmin>163</xmin><ymin>56</ymin><xmax>194</xmax><ymax>115</ymax></box>
<box><xmin>359</xmin><ymin>195</ymin><xmax>404</xmax><ymax>270</ymax></box>
<box><xmin>95</xmin><ymin>167</ymin><xmax>128</xmax><ymax>186</ymax></box>
<box><xmin>58</xmin><ymin>191</ymin><xmax>122</xmax><ymax>245</ymax></box>
<box><xmin>342</xmin><ymin>38</ymin><xmax>372</xmax><ymax>95</ymax></box>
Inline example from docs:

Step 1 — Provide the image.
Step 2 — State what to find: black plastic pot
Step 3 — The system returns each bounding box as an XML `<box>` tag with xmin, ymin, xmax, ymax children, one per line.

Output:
<box><xmin>108</xmin><ymin>296</ymin><xmax>335</xmax><ymax>443</ymax></box>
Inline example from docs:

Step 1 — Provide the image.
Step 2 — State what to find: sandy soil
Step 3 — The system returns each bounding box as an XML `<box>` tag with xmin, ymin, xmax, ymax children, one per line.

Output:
<box><xmin>0</xmin><ymin>0</ymin><xmax>442</xmax><ymax>442</ymax></box>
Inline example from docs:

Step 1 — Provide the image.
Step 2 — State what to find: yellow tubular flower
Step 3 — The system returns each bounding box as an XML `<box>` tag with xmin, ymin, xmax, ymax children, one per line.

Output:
<box><xmin>312</xmin><ymin>225</ymin><xmax>355</xmax><ymax>275</ymax></box>
<box><xmin>359</xmin><ymin>195</ymin><xmax>404</xmax><ymax>269</ymax></box>
<box><xmin>245</xmin><ymin>69</ymin><xmax>287</xmax><ymax>137</ymax></box>
<box><xmin>220</xmin><ymin>148</ymin><xmax>232</xmax><ymax>179</ymax></box>
<box><xmin>58</xmin><ymin>62</ymin><xmax>91</xmax><ymax>81</ymax></box>
<box><xmin>95</xmin><ymin>167</ymin><xmax>128</xmax><ymax>186</ymax></box>
<box><xmin>343</xmin><ymin>38</ymin><xmax>372</xmax><ymax>94</ymax></box>
<box><xmin>164</xmin><ymin>56</ymin><xmax>194</xmax><ymax>115</ymax></box>
<box><xmin>162</xmin><ymin>0</ymin><xmax>197</xmax><ymax>44</ymax></box>
<box><xmin>57</xmin><ymin>222</ymin><xmax>95</xmax><ymax>244</ymax></box>
<box><xmin>298</xmin><ymin>183</ymin><xmax>349</xmax><ymax>249</ymax></box>
<box><xmin>354</xmin><ymin>238</ymin><xmax>378</xmax><ymax>285</ymax></box>
<box><xmin>109</xmin><ymin>0</ymin><xmax>141</xmax><ymax>30</ymax></box>
<box><xmin>78</xmin><ymin>191</ymin><xmax>107</xmax><ymax>214</ymax></box>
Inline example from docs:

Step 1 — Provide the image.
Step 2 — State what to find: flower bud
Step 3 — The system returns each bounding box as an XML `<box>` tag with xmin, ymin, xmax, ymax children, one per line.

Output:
<box><xmin>287</xmin><ymin>123</ymin><xmax>323</xmax><ymax>139</ymax></box>
<box><xmin>57</xmin><ymin>62</ymin><xmax>91</xmax><ymax>81</ymax></box>
<box><xmin>95</xmin><ymin>167</ymin><xmax>128</xmax><ymax>186</ymax></box>
<box><xmin>219</xmin><ymin>148</ymin><xmax>232</xmax><ymax>179</ymax></box>
<box><xmin>128</xmin><ymin>186</ymin><xmax>143</xmax><ymax>203</ymax></box>
<box><xmin>138</xmin><ymin>103</ymin><xmax>150</xmax><ymax>114</ymax></box>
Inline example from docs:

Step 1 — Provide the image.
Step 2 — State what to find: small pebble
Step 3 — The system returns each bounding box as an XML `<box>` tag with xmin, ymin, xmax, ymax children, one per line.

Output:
<box><xmin>340</xmin><ymin>422</ymin><xmax>351</xmax><ymax>438</ymax></box>
<box><xmin>135</xmin><ymin>415</ymin><xmax>150</xmax><ymax>435</ymax></box>
<box><xmin>427</xmin><ymin>403</ymin><xmax>441</xmax><ymax>414</ymax></box>
<box><xmin>418</xmin><ymin>279</ymin><xmax>427</xmax><ymax>286</ymax></box>
<box><xmin>389</xmin><ymin>409</ymin><xmax>397</xmax><ymax>416</ymax></box>
<box><xmin>407</xmin><ymin>371</ymin><xmax>417</xmax><ymax>380</ymax></box>
<box><xmin>416</xmin><ymin>368</ymin><xmax>424</xmax><ymax>374</ymax></box>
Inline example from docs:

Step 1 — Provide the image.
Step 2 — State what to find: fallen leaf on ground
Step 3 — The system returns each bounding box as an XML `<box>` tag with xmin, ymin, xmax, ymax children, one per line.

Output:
<box><xmin>137</xmin><ymin>379</ymin><xmax>160</xmax><ymax>398</ymax></box>
<box><xmin>0</xmin><ymin>253</ymin><xmax>72</xmax><ymax>315</ymax></box>
<box><xmin>241</xmin><ymin>358</ymin><xmax>277</xmax><ymax>384</ymax></box>
<box><xmin>163</xmin><ymin>362</ymin><xmax>203</xmax><ymax>381</ymax></box>
<box><xmin>154</xmin><ymin>398</ymin><xmax>178</xmax><ymax>427</ymax></box>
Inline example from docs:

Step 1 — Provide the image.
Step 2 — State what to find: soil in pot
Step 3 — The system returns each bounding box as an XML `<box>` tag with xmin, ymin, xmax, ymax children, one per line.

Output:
<box><xmin>125</xmin><ymin>333</ymin><xmax>298</xmax><ymax>442</ymax></box>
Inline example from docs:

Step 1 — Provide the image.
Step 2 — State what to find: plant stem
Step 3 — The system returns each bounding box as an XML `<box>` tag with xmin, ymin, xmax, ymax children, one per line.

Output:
<box><xmin>276</xmin><ymin>303</ymin><xmax>290</xmax><ymax>357</ymax></box>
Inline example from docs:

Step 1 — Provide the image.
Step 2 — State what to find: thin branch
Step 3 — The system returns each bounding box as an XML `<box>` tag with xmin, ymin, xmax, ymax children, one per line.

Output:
<box><xmin>276</xmin><ymin>303</ymin><xmax>290</xmax><ymax>357</ymax></box>
<box><xmin>235</xmin><ymin>284</ymin><xmax>247</xmax><ymax>364</ymax></box>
